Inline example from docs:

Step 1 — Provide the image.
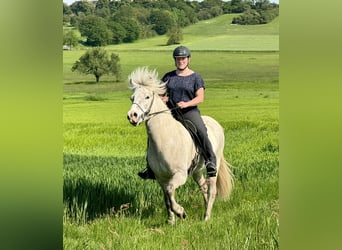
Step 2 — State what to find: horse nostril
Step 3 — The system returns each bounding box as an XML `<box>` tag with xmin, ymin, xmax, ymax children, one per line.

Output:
<box><xmin>133</xmin><ymin>112</ymin><xmax>138</xmax><ymax>118</ymax></box>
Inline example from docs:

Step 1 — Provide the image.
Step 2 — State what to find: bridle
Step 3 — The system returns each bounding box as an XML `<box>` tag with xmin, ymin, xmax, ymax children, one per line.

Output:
<box><xmin>132</xmin><ymin>92</ymin><xmax>179</xmax><ymax>121</ymax></box>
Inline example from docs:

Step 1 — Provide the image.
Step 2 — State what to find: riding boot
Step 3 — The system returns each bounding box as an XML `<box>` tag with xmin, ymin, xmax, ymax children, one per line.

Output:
<box><xmin>202</xmin><ymin>139</ymin><xmax>217</xmax><ymax>177</ymax></box>
<box><xmin>205</xmin><ymin>161</ymin><xmax>217</xmax><ymax>177</ymax></box>
<box><xmin>138</xmin><ymin>165</ymin><xmax>155</xmax><ymax>180</ymax></box>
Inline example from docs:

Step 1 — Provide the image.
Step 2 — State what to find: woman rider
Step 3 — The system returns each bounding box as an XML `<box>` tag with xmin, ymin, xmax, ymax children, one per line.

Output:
<box><xmin>138</xmin><ymin>46</ymin><xmax>217</xmax><ymax>179</ymax></box>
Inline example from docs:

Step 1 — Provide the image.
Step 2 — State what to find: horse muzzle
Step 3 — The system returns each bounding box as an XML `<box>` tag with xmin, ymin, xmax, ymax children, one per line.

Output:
<box><xmin>127</xmin><ymin>110</ymin><xmax>142</xmax><ymax>126</ymax></box>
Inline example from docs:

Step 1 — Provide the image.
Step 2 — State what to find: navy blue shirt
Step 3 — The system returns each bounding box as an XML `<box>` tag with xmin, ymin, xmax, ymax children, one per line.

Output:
<box><xmin>162</xmin><ymin>70</ymin><xmax>205</xmax><ymax>113</ymax></box>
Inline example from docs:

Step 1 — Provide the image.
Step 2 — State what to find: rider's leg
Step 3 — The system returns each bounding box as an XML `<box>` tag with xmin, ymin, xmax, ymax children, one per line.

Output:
<box><xmin>182</xmin><ymin>110</ymin><xmax>217</xmax><ymax>177</ymax></box>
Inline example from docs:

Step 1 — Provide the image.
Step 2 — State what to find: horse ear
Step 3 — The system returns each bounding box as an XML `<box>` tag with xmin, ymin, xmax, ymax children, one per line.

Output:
<box><xmin>128</xmin><ymin>78</ymin><xmax>135</xmax><ymax>90</ymax></box>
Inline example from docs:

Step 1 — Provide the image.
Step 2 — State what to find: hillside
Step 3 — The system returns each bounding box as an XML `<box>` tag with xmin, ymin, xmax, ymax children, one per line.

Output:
<box><xmin>105</xmin><ymin>14</ymin><xmax>279</xmax><ymax>52</ymax></box>
<box><xmin>64</xmin><ymin>14</ymin><xmax>279</xmax><ymax>84</ymax></box>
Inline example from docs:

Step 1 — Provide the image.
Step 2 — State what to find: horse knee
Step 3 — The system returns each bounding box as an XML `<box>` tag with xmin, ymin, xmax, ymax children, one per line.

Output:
<box><xmin>166</xmin><ymin>184</ymin><xmax>174</xmax><ymax>194</ymax></box>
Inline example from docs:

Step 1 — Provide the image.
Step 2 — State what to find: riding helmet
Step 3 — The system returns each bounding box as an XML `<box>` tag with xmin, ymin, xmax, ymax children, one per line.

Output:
<box><xmin>173</xmin><ymin>46</ymin><xmax>191</xmax><ymax>58</ymax></box>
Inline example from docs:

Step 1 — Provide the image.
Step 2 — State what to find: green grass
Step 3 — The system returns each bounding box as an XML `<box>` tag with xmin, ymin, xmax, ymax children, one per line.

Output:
<box><xmin>64</xmin><ymin>51</ymin><xmax>278</xmax><ymax>86</ymax></box>
<box><xmin>63</xmin><ymin>82</ymin><xmax>279</xmax><ymax>249</ymax></box>
<box><xmin>63</xmin><ymin>13</ymin><xmax>279</xmax><ymax>249</ymax></box>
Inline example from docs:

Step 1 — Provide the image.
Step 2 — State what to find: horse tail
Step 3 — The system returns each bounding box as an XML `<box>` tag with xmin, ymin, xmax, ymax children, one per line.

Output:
<box><xmin>216</xmin><ymin>153</ymin><xmax>234</xmax><ymax>200</ymax></box>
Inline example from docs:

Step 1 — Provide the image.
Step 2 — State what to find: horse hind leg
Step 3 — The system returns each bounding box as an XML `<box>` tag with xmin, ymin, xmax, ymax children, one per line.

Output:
<box><xmin>192</xmin><ymin>169</ymin><xmax>209</xmax><ymax>212</ymax></box>
<box><xmin>193</xmin><ymin>159</ymin><xmax>217</xmax><ymax>221</ymax></box>
<box><xmin>204</xmin><ymin>176</ymin><xmax>217</xmax><ymax>221</ymax></box>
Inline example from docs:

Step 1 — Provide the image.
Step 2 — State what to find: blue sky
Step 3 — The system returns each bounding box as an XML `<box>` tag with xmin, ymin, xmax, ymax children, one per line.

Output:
<box><xmin>64</xmin><ymin>0</ymin><xmax>279</xmax><ymax>5</ymax></box>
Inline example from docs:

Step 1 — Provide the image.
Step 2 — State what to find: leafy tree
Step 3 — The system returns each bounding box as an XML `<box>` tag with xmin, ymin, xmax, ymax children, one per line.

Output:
<box><xmin>171</xmin><ymin>8</ymin><xmax>190</xmax><ymax>27</ymax></box>
<box><xmin>119</xmin><ymin>18</ymin><xmax>141</xmax><ymax>43</ymax></box>
<box><xmin>150</xmin><ymin>10</ymin><xmax>175</xmax><ymax>35</ymax></box>
<box><xmin>222</xmin><ymin>1</ymin><xmax>232</xmax><ymax>14</ymax></box>
<box><xmin>95</xmin><ymin>0</ymin><xmax>111</xmax><ymax>19</ymax></box>
<box><xmin>232</xmin><ymin>0</ymin><xmax>279</xmax><ymax>25</ymax></box>
<box><xmin>112</xmin><ymin>6</ymin><xmax>142</xmax><ymax>42</ymax></box>
<box><xmin>197</xmin><ymin>10</ymin><xmax>212</xmax><ymax>20</ymax></box>
<box><xmin>63</xmin><ymin>3</ymin><xmax>73</xmax><ymax>24</ymax></box>
<box><xmin>95</xmin><ymin>0</ymin><xmax>110</xmax><ymax>10</ymax></box>
<box><xmin>230</xmin><ymin>0</ymin><xmax>249</xmax><ymax>13</ymax></box>
<box><xmin>209</xmin><ymin>6</ymin><xmax>223</xmax><ymax>17</ymax></box>
<box><xmin>70</xmin><ymin>1</ymin><xmax>94</xmax><ymax>16</ymax></box>
<box><xmin>232</xmin><ymin>9</ymin><xmax>261</xmax><ymax>24</ymax></box>
<box><xmin>78</xmin><ymin>15</ymin><xmax>112</xmax><ymax>46</ymax></box>
<box><xmin>107</xmin><ymin>22</ymin><xmax>126</xmax><ymax>44</ymax></box>
<box><xmin>71</xmin><ymin>47</ymin><xmax>121</xmax><ymax>83</ymax></box>
<box><xmin>63</xmin><ymin>2</ymin><xmax>72</xmax><ymax>15</ymax></box>
<box><xmin>63</xmin><ymin>30</ymin><xmax>79</xmax><ymax>48</ymax></box>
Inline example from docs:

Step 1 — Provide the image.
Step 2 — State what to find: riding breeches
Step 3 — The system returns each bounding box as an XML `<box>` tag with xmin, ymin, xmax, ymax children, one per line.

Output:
<box><xmin>177</xmin><ymin>109</ymin><xmax>217</xmax><ymax>165</ymax></box>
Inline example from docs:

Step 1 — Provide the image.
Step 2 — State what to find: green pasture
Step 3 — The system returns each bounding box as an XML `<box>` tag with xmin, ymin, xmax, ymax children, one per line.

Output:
<box><xmin>63</xmin><ymin>14</ymin><xmax>279</xmax><ymax>249</ymax></box>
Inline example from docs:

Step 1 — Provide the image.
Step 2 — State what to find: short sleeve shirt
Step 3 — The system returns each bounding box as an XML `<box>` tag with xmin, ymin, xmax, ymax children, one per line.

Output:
<box><xmin>162</xmin><ymin>70</ymin><xmax>205</xmax><ymax>112</ymax></box>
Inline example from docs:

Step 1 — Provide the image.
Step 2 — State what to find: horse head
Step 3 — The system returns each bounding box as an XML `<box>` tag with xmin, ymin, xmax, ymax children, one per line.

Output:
<box><xmin>127</xmin><ymin>67</ymin><xmax>166</xmax><ymax>126</ymax></box>
<box><xmin>127</xmin><ymin>85</ymin><xmax>154</xmax><ymax>126</ymax></box>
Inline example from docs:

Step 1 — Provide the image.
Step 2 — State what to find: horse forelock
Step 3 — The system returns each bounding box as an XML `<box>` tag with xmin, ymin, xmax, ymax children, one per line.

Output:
<box><xmin>128</xmin><ymin>67</ymin><xmax>166</xmax><ymax>95</ymax></box>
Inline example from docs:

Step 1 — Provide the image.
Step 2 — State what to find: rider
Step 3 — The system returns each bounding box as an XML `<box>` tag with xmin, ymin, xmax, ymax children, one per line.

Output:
<box><xmin>138</xmin><ymin>45</ymin><xmax>217</xmax><ymax>179</ymax></box>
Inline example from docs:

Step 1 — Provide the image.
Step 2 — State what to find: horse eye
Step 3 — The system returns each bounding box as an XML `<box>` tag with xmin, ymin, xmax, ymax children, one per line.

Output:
<box><xmin>145</xmin><ymin>96</ymin><xmax>150</xmax><ymax>99</ymax></box>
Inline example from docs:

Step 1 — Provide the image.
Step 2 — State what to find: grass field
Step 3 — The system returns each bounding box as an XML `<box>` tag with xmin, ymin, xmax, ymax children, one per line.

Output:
<box><xmin>63</xmin><ymin>14</ymin><xmax>279</xmax><ymax>249</ymax></box>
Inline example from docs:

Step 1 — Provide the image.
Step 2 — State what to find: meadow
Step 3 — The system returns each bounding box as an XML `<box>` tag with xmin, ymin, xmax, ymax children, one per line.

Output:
<box><xmin>63</xmin><ymin>14</ymin><xmax>279</xmax><ymax>249</ymax></box>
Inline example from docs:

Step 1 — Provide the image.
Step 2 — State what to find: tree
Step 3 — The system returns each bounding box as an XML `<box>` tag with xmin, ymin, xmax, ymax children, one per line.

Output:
<box><xmin>63</xmin><ymin>30</ymin><xmax>79</xmax><ymax>49</ymax></box>
<box><xmin>95</xmin><ymin>0</ymin><xmax>111</xmax><ymax>19</ymax></box>
<box><xmin>70</xmin><ymin>1</ymin><xmax>94</xmax><ymax>16</ymax></box>
<box><xmin>71</xmin><ymin>47</ymin><xmax>121</xmax><ymax>83</ymax></box>
<box><xmin>232</xmin><ymin>0</ymin><xmax>279</xmax><ymax>25</ymax></box>
<box><xmin>120</xmin><ymin>18</ymin><xmax>141</xmax><ymax>43</ymax></box>
<box><xmin>78</xmin><ymin>15</ymin><xmax>112</xmax><ymax>46</ymax></box>
<box><xmin>107</xmin><ymin>22</ymin><xmax>126</xmax><ymax>44</ymax></box>
<box><xmin>63</xmin><ymin>3</ymin><xmax>72</xmax><ymax>24</ymax></box>
<box><xmin>230</xmin><ymin>0</ymin><xmax>249</xmax><ymax>13</ymax></box>
<box><xmin>150</xmin><ymin>10</ymin><xmax>175</xmax><ymax>35</ymax></box>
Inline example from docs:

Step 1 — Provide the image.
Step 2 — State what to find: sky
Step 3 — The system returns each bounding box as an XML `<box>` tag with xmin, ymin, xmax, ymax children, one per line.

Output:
<box><xmin>64</xmin><ymin>0</ymin><xmax>279</xmax><ymax>5</ymax></box>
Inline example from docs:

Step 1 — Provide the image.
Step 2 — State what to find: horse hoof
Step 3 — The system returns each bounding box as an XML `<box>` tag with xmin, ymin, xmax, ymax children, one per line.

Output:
<box><xmin>181</xmin><ymin>211</ymin><xmax>187</xmax><ymax>219</ymax></box>
<box><xmin>168</xmin><ymin>220</ymin><xmax>176</xmax><ymax>225</ymax></box>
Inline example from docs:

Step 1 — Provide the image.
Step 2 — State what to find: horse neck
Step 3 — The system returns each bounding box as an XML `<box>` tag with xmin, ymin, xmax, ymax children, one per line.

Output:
<box><xmin>146</xmin><ymin>93</ymin><xmax>177</xmax><ymax>136</ymax></box>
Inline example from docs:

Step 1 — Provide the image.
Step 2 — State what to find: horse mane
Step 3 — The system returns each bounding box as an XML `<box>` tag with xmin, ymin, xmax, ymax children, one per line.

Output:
<box><xmin>128</xmin><ymin>67</ymin><xmax>166</xmax><ymax>95</ymax></box>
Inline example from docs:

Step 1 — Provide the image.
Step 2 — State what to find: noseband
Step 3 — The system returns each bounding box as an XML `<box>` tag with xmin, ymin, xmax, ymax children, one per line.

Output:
<box><xmin>132</xmin><ymin>93</ymin><xmax>178</xmax><ymax>121</ymax></box>
<box><xmin>132</xmin><ymin>93</ymin><xmax>155</xmax><ymax>121</ymax></box>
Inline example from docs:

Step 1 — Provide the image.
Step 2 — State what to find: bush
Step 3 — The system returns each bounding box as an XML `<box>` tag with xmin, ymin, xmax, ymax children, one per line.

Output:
<box><xmin>166</xmin><ymin>26</ymin><xmax>183</xmax><ymax>45</ymax></box>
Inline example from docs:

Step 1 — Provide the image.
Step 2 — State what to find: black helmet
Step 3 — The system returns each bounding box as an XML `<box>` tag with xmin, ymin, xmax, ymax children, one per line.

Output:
<box><xmin>173</xmin><ymin>46</ymin><xmax>191</xmax><ymax>58</ymax></box>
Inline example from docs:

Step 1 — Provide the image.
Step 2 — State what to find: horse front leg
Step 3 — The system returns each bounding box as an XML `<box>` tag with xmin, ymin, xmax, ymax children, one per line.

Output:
<box><xmin>162</xmin><ymin>187</ymin><xmax>175</xmax><ymax>225</ymax></box>
<box><xmin>165</xmin><ymin>183</ymin><xmax>187</xmax><ymax>221</ymax></box>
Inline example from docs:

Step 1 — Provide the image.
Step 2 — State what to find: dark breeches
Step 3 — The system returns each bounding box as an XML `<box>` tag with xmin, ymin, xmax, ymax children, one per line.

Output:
<box><xmin>179</xmin><ymin>109</ymin><xmax>217</xmax><ymax>165</ymax></box>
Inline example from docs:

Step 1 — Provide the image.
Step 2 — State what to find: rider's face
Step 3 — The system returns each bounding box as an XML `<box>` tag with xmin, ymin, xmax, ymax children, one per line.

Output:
<box><xmin>175</xmin><ymin>57</ymin><xmax>189</xmax><ymax>70</ymax></box>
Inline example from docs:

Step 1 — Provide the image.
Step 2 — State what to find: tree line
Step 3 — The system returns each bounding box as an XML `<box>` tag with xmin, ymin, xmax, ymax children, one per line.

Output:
<box><xmin>63</xmin><ymin>0</ymin><xmax>279</xmax><ymax>48</ymax></box>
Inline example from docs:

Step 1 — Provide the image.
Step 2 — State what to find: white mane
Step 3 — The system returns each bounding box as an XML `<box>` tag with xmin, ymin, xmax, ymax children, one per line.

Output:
<box><xmin>128</xmin><ymin>67</ymin><xmax>166</xmax><ymax>95</ymax></box>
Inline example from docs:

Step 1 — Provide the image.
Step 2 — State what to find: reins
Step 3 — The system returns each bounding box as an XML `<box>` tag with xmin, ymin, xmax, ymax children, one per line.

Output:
<box><xmin>147</xmin><ymin>106</ymin><xmax>179</xmax><ymax>119</ymax></box>
<box><xmin>134</xmin><ymin>91</ymin><xmax>202</xmax><ymax>157</ymax></box>
<box><xmin>133</xmin><ymin>93</ymin><xmax>179</xmax><ymax>120</ymax></box>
